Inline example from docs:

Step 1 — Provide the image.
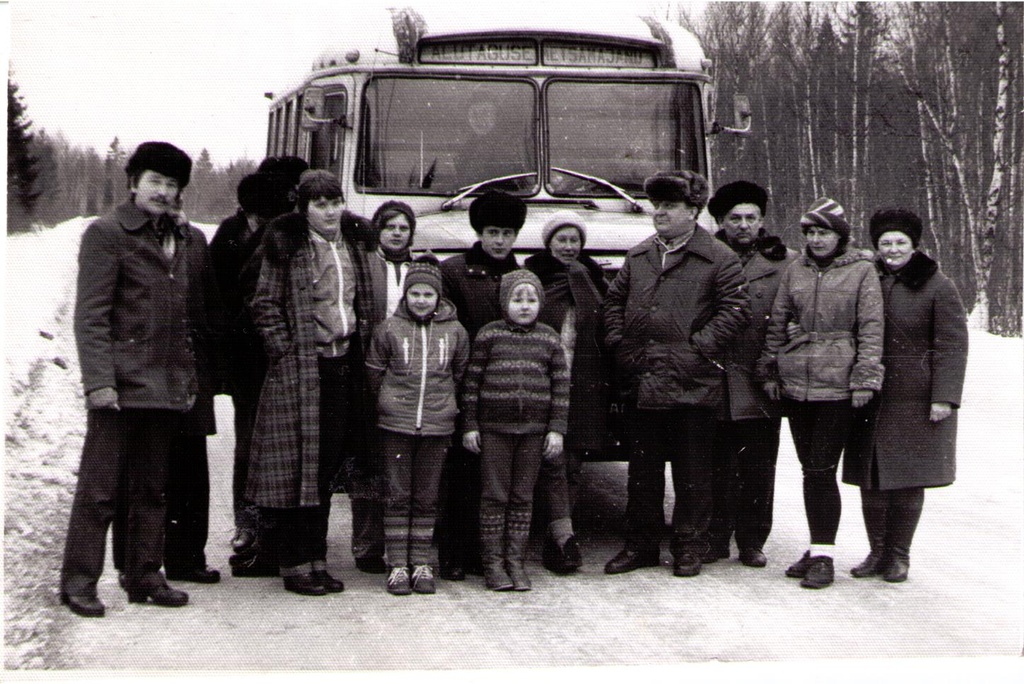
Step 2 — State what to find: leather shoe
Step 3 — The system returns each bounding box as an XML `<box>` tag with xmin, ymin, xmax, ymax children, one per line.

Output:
<box><xmin>542</xmin><ymin>535</ymin><xmax>583</xmax><ymax>575</ymax></box>
<box><xmin>60</xmin><ymin>592</ymin><xmax>105</xmax><ymax>618</ymax></box>
<box><xmin>231</xmin><ymin>529</ymin><xmax>257</xmax><ymax>554</ymax></box>
<box><xmin>673</xmin><ymin>553</ymin><xmax>702</xmax><ymax>577</ymax></box>
<box><xmin>127</xmin><ymin>584</ymin><xmax>189</xmax><ymax>607</ymax></box>
<box><xmin>313</xmin><ymin>570</ymin><xmax>345</xmax><ymax>593</ymax></box>
<box><xmin>354</xmin><ymin>557</ymin><xmax>387</xmax><ymax>575</ymax></box>
<box><xmin>739</xmin><ymin>548</ymin><xmax>767</xmax><ymax>568</ymax></box>
<box><xmin>230</xmin><ymin>551</ymin><xmax>279</xmax><ymax>577</ymax></box>
<box><xmin>283</xmin><ymin>573</ymin><xmax>327</xmax><ymax>596</ymax></box>
<box><xmin>799</xmin><ymin>556</ymin><xmax>834</xmax><ymax>589</ymax></box>
<box><xmin>785</xmin><ymin>551</ymin><xmax>814</xmax><ymax>578</ymax></box>
<box><xmin>166</xmin><ymin>567</ymin><xmax>221</xmax><ymax>584</ymax></box>
<box><xmin>604</xmin><ymin>547</ymin><xmax>660</xmax><ymax>575</ymax></box>
<box><xmin>439</xmin><ymin>561</ymin><xmax>466</xmax><ymax>581</ymax></box>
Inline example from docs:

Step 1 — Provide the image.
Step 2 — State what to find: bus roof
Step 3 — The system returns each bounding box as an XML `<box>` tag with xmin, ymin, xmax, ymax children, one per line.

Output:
<box><xmin>307</xmin><ymin>6</ymin><xmax>707</xmax><ymax>76</ymax></box>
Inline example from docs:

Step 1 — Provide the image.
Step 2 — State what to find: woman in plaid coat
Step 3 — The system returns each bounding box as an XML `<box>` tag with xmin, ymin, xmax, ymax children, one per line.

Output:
<box><xmin>247</xmin><ymin>170</ymin><xmax>376</xmax><ymax>596</ymax></box>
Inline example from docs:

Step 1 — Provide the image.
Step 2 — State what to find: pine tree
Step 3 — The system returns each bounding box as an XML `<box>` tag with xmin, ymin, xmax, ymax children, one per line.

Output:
<box><xmin>8</xmin><ymin>78</ymin><xmax>41</xmax><ymax>232</ymax></box>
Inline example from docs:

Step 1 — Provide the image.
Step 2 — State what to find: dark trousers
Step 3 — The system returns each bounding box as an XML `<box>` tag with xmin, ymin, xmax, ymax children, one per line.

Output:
<box><xmin>624</xmin><ymin>407</ymin><xmax>717</xmax><ymax>558</ymax></box>
<box><xmin>479</xmin><ymin>433</ymin><xmax>546</xmax><ymax>522</ymax></box>
<box><xmin>164</xmin><ymin>436</ymin><xmax>211</xmax><ymax>573</ymax></box>
<box><xmin>709</xmin><ymin>418</ymin><xmax>781</xmax><ymax>551</ymax></box>
<box><xmin>381</xmin><ymin>430</ymin><xmax>449</xmax><ymax>567</ymax></box>
<box><xmin>784</xmin><ymin>399</ymin><xmax>852</xmax><ymax>545</ymax></box>
<box><xmin>535</xmin><ymin>449</ymin><xmax>583</xmax><ymax>525</ymax></box>
<box><xmin>264</xmin><ymin>355</ymin><xmax>351</xmax><ymax>571</ymax></box>
<box><xmin>231</xmin><ymin>390</ymin><xmax>261</xmax><ymax>532</ymax></box>
<box><xmin>436</xmin><ymin>445</ymin><xmax>482</xmax><ymax>569</ymax></box>
<box><xmin>61</xmin><ymin>408</ymin><xmax>179</xmax><ymax>596</ymax></box>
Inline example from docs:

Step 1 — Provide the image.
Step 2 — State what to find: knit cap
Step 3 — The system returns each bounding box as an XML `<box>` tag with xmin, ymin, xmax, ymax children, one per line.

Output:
<box><xmin>540</xmin><ymin>210</ymin><xmax>588</xmax><ymax>249</ymax></box>
<box><xmin>800</xmin><ymin>197</ymin><xmax>851</xmax><ymax>241</ymax></box>
<box><xmin>869</xmin><ymin>208</ymin><xmax>923</xmax><ymax>248</ymax></box>
<box><xmin>499</xmin><ymin>269</ymin><xmax>544</xmax><ymax>315</ymax></box>
<box><xmin>404</xmin><ymin>255</ymin><xmax>443</xmax><ymax>295</ymax></box>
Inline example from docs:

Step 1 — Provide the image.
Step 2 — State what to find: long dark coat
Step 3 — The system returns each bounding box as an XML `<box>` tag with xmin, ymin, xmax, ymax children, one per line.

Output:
<box><xmin>525</xmin><ymin>251</ymin><xmax>609</xmax><ymax>451</ymax></box>
<box><xmin>714</xmin><ymin>231</ymin><xmax>798</xmax><ymax>421</ymax></box>
<box><xmin>246</xmin><ymin>211</ymin><xmax>375</xmax><ymax>508</ymax></box>
<box><xmin>843</xmin><ymin>251</ymin><xmax>968</xmax><ymax>490</ymax></box>
<box><xmin>440</xmin><ymin>242</ymin><xmax>519</xmax><ymax>342</ymax></box>
<box><xmin>604</xmin><ymin>228</ymin><xmax>751</xmax><ymax>410</ymax></box>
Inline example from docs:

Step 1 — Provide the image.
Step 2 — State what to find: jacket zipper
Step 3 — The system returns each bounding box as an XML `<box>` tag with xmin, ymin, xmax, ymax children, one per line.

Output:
<box><xmin>328</xmin><ymin>241</ymin><xmax>349</xmax><ymax>357</ymax></box>
<box><xmin>805</xmin><ymin>268</ymin><xmax>824</xmax><ymax>400</ymax></box>
<box><xmin>415</xmin><ymin>323</ymin><xmax>429</xmax><ymax>430</ymax></box>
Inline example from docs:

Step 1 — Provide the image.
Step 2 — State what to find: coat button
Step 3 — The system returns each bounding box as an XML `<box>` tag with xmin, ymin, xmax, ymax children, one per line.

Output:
<box><xmin>650</xmin><ymin>305</ymin><xmax>658</xmax><ymax>312</ymax></box>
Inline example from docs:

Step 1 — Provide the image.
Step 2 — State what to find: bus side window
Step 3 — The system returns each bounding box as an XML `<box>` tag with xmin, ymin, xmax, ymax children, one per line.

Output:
<box><xmin>310</xmin><ymin>91</ymin><xmax>347</xmax><ymax>173</ymax></box>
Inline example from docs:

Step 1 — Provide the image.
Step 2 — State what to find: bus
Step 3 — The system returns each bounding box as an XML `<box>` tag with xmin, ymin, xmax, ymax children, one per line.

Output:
<box><xmin>264</xmin><ymin>6</ymin><xmax>749</xmax><ymax>270</ymax></box>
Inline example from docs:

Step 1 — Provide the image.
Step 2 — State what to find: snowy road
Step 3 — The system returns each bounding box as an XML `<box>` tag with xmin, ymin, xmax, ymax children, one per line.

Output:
<box><xmin>3</xmin><ymin>220</ymin><xmax>1022</xmax><ymax>675</ymax></box>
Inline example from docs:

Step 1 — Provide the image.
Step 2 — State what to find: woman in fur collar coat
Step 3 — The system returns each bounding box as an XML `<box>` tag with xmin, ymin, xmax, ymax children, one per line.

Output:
<box><xmin>843</xmin><ymin>209</ymin><xmax>968</xmax><ymax>583</ymax></box>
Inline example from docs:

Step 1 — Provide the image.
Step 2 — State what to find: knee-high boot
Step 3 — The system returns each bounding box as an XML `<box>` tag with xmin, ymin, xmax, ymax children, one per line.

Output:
<box><xmin>883</xmin><ymin>488</ymin><xmax>924</xmax><ymax>583</ymax></box>
<box><xmin>505</xmin><ymin>507</ymin><xmax>533</xmax><ymax>592</ymax></box>
<box><xmin>851</xmin><ymin>489</ymin><xmax>889</xmax><ymax>578</ymax></box>
<box><xmin>480</xmin><ymin>512</ymin><xmax>512</xmax><ymax>591</ymax></box>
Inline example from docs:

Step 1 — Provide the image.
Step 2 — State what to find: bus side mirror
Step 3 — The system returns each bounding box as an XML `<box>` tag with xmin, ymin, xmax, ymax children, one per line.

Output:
<box><xmin>709</xmin><ymin>94</ymin><xmax>752</xmax><ymax>136</ymax></box>
<box><xmin>301</xmin><ymin>87</ymin><xmax>348</xmax><ymax>130</ymax></box>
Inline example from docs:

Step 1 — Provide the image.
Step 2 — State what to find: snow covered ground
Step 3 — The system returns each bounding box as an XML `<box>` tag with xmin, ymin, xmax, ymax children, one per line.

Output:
<box><xmin>3</xmin><ymin>217</ymin><xmax>1022</xmax><ymax>677</ymax></box>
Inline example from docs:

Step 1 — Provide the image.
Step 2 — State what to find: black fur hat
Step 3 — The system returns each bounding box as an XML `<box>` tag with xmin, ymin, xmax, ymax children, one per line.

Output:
<box><xmin>708</xmin><ymin>180</ymin><xmax>768</xmax><ymax>222</ymax></box>
<box><xmin>125</xmin><ymin>142</ymin><xmax>192</xmax><ymax>188</ymax></box>
<box><xmin>643</xmin><ymin>170</ymin><xmax>710</xmax><ymax>209</ymax></box>
<box><xmin>869</xmin><ymin>208</ymin><xmax>923</xmax><ymax>248</ymax></box>
<box><xmin>469</xmin><ymin>190</ymin><xmax>527</xmax><ymax>233</ymax></box>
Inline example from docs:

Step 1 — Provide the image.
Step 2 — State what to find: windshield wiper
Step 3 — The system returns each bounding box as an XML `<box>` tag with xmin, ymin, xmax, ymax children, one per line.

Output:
<box><xmin>441</xmin><ymin>173</ymin><xmax>537</xmax><ymax>211</ymax></box>
<box><xmin>550</xmin><ymin>167</ymin><xmax>644</xmax><ymax>213</ymax></box>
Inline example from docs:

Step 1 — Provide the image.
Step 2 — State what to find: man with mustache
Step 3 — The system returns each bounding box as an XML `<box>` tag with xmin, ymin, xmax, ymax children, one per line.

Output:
<box><xmin>60</xmin><ymin>142</ymin><xmax>205</xmax><ymax>616</ymax></box>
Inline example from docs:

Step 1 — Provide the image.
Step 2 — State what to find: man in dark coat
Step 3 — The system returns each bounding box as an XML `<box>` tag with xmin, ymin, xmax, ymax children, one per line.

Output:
<box><xmin>436</xmin><ymin>190</ymin><xmax>525</xmax><ymax>581</ymax></box>
<box><xmin>705</xmin><ymin>181</ymin><xmax>798</xmax><ymax>569</ymax></box>
<box><xmin>209</xmin><ymin>157</ymin><xmax>308</xmax><ymax>577</ymax></box>
<box><xmin>60</xmin><ymin>141</ymin><xmax>200</xmax><ymax>616</ymax></box>
<box><xmin>603</xmin><ymin>170</ymin><xmax>751</xmax><ymax>578</ymax></box>
<box><xmin>247</xmin><ymin>170</ymin><xmax>376</xmax><ymax>596</ymax></box>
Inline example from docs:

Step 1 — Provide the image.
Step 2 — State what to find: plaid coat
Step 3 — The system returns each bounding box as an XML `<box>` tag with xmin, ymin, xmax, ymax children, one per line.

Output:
<box><xmin>246</xmin><ymin>211</ymin><xmax>375</xmax><ymax>508</ymax></box>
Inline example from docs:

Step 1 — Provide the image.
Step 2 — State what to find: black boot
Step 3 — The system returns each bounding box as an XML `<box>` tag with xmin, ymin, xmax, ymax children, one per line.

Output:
<box><xmin>480</xmin><ymin>513</ymin><xmax>512</xmax><ymax>591</ymax></box>
<box><xmin>851</xmin><ymin>489</ymin><xmax>889</xmax><ymax>578</ymax></box>
<box><xmin>883</xmin><ymin>488</ymin><xmax>924</xmax><ymax>583</ymax></box>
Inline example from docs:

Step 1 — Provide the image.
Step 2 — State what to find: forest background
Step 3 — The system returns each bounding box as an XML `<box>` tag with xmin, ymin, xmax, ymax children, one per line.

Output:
<box><xmin>8</xmin><ymin>1</ymin><xmax>1022</xmax><ymax>335</ymax></box>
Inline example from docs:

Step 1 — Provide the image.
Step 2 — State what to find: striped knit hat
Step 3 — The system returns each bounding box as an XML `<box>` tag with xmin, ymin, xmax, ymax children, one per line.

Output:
<box><xmin>499</xmin><ymin>269</ymin><xmax>544</xmax><ymax>314</ymax></box>
<box><xmin>800</xmin><ymin>197</ymin><xmax>851</xmax><ymax>242</ymax></box>
<box><xmin>404</xmin><ymin>254</ymin><xmax>443</xmax><ymax>295</ymax></box>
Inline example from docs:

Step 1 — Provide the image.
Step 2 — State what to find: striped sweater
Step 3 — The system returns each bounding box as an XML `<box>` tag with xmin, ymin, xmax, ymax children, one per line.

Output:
<box><xmin>461</xmin><ymin>320</ymin><xmax>570</xmax><ymax>435</ymax></box>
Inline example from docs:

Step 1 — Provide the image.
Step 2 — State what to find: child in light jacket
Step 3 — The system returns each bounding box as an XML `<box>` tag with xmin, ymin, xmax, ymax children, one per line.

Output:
<box><xmin>366</xmin><ymin>256</ymin><xmax>470</xmax><ymax>596</ymax></box>
<box><xmin>462</xmin><ymin>269</ymin><xmax>570</xmax><ymax>591</ymax></box>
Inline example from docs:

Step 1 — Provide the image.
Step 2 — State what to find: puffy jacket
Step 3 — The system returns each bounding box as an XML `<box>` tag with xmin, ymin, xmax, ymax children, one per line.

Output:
<box><xmin>604</xmin><ymin>228</ymin><xmax>750</xmax><ymax>410</ymax></box>
<box><xmin>365</xmin><ymin>299</ymin><xmax>470</xmax><ymax>437</ymax></box>
<box><xmin>758</xmin><ymin>248</ymin><xmax>884</xmax><ymax>401</ymax></box>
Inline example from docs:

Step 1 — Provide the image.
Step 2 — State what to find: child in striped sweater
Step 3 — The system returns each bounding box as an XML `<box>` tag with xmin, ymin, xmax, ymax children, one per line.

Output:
<box><xmin>461</xmin><ymin>269</ymin><xmax>570</xmax><ymax>591</ymax></box>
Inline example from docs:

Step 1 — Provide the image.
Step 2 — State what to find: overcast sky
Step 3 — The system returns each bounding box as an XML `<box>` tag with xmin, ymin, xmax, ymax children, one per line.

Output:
<box><xmin>8</xmin><ymin>0</ymin><xmax>700</xmax><ymax>167</ymax></box>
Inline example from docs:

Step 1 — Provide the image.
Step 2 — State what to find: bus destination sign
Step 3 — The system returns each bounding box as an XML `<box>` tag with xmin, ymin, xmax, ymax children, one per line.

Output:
<box><xmin>544</xmin><ymin>42</ymin><xmax>656</xmax><ymax>68</ymax></box>
<box><xmin>420</xmin><ymin>41</ymin><xmax>537</xmax><ymax>65</ymax></box>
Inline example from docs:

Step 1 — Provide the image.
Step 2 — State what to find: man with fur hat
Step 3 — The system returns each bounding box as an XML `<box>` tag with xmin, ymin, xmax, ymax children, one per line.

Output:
<box><xmin>705</xmin><ymin>180</ymin><xmax>798</xmax><ymax>569</ymax></box>
<box><xmin>61</xmin><ymin>141</ymin><xmax>211</xmax><ymax>615</ymax></box>
<box><xmin>209</xmin><ymin>160</ymin><xmax>307</xmax><ymax>577</ymax></box>
<box><xmin>436</xmin><ymin>189</ymin><xmax>526</xmax><ymax>580</ymax></box>
<box><xmin>603</xmin><ymin>170</ymin><xmax>750</xmax><ymax>578</ymax></box>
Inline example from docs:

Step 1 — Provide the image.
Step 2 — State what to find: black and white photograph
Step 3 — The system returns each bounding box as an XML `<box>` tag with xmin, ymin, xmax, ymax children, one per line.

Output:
<box><xmin>4</xmin><ymin>0</ymin><xmax>1023</xmax><ymax>679</ymax></box>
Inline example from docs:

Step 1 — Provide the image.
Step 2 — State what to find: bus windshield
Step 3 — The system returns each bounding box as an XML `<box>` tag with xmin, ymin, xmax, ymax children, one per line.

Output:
<box><xmin>547</xmin><ymin>81</ymin><xmax>705</xmax><ymax>196</ymax></box>
<box><xmin>357</xmin><ymin>78</ymin><xmax>538</xmax><ymax>194</ymax></box>
<box><xmin>356</xmin><ymin>76</ymin><xmax>704</xmax><ymax>198</ymax></box>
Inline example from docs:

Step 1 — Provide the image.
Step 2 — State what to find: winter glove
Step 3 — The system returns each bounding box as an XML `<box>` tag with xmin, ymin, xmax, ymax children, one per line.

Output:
<box><xmin>86</xmin><ymin>387</ymin><xmax>119</xmax><ymax>411</ymax></box>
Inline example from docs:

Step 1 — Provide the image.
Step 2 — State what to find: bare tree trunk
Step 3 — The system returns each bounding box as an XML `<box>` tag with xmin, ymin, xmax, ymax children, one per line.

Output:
<box><xmin>978</xmin><ymin>0</ymin><xmax>1011</xmax><ymax>331</ymax></box>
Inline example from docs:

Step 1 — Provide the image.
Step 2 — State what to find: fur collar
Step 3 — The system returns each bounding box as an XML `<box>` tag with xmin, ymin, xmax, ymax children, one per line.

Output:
<box><xmin>714</xmin><ymin>229</ymin><xmax>790</xmax><ymax>261</ymax></box>
<box><xmin>802</xmin><ymin>246</ymin><xmax>874</xmax><ymax>270</ymax></box>
<box><xmin>464</xmin><ymin>241</ymin><xmax>519</xmax><ymax>271</ymax></box>
<box><xmin>523</xmin><ymin>250</ymin><xmax>606</xmax><ymax>288</ymax></box>
<box><xmin>875</xmin><ymin>250</ymin><xmax>939</xmax><ymax>290</ymax></box>
<box><xmin>263</xmin><ymin>210</ymin><xmax>373</xmax><ymax>263</ymax></box>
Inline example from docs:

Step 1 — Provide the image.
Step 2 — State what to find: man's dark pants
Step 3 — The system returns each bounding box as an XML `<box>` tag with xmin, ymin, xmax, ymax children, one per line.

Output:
<box><xmin>61</xmin><ymin>408</ymin><xmax>179</xmax><ymax>596</ymax></box>
<box><xmin>709</xmin><ymin>417</ymin><xmax>781</xmax><ymax>552</ymax></box>
<box><xmin>624</xmin><ymin>407</ymin><xmax>717</xmax><ymax>559</ymax></box>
